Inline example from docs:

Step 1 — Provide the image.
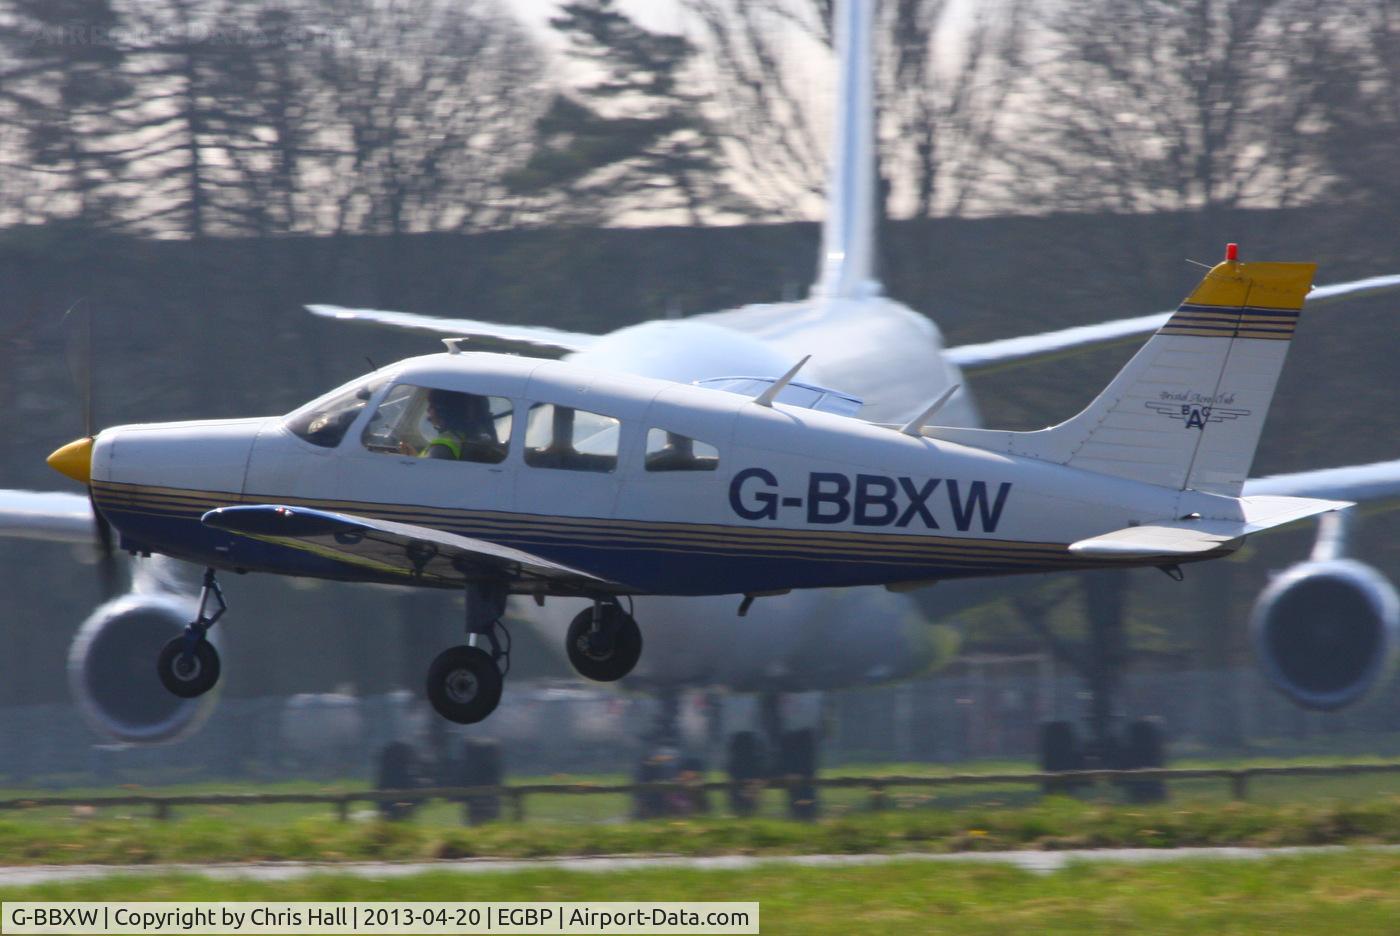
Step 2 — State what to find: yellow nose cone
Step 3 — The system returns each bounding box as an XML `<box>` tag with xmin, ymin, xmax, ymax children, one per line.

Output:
<box><xmin>47</xmin><ymin>437</ymin><xmax>94</xmax><ymax>486</ymax></box>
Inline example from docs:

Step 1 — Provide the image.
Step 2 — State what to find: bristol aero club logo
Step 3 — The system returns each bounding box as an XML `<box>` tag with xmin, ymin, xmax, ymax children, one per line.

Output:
<box><xmin>1145</xmin><ymin>391</ymin><xmax>1251</xmax><ymax>431</ymax></box>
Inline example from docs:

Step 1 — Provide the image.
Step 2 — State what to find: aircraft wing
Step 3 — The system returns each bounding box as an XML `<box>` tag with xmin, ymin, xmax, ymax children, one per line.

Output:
<box><xmin>0</xmin><ymin>489</ymin><xmax>99</xmax><ymax>544</ymax></box>
<box><xmin>945</xmin><ymin>274</ymin><xmax>1400</xmax><ymax>375</ymax></box>
<box><xmin>202</xmin><ymin>504</ymin><xmax>624</xmax><ymax>591</ymax></box>
<box><xmin>305</xmin><ymin>304</ymin><xmax>597</xmax><ymax>358</ymax></box>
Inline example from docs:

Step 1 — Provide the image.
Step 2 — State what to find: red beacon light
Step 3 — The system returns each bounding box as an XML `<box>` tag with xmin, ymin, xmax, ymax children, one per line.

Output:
<box><xmin>1225</xmin><ymin>242</ymin><xmax>1239</xmax><ymax>262</ymax></box>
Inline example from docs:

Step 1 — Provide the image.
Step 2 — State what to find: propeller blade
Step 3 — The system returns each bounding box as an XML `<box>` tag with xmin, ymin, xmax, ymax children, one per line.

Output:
<box><xmin>62</xmin><ymin>301</ymin><xmax>116</xmax><ymax>597</ymax></box>
<box><xmin>60</xmin><ymin>299</ymin><xmax>94</xmax><ymax>438</ymax></box>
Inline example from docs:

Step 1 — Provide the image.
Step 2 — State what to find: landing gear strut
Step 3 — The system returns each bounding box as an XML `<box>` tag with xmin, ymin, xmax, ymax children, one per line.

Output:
<box><xmin>566</xmin><ymin>600</ymin><xmax>642</xmax><ymax>682</ymax></box>
<box><xmin>426</xmin><ymin>581</ymin><xmax>510</xmax><ymax>724</ymax></box>
<box><xmin>156</xmin><ymin>567</ymin><xmax>224</xmax><ymax>698</ymax></box>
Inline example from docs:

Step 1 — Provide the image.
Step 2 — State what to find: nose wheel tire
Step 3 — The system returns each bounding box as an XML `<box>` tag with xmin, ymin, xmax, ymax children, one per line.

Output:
<box><xmin>566</xmin><ymin>606</ymin><xmax>643</xmax><ymax>682</ymax></box>
<box><xmin>156</xmin><ymin>637</ymin><xmax>221</xmax><ymax>698</ymax></box>
<box><xmin>427</xmin><ymin>645</ymin><xmax>503</xmax><ymax>724</ymax></box>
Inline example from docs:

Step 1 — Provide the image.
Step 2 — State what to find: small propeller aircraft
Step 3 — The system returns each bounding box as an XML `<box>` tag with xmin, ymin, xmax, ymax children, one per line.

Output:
<box><xmin>44</xmin><ymin>248</ymin><xmax>1352</xmax><ymax>725</ymax></box>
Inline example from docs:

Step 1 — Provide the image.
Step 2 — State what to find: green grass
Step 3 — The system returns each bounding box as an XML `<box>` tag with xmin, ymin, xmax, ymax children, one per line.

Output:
<box><xmin>4</xmin><ymin>852</ymin><xmax>1400</xmax><ymax>934</ymax></box>
<box><xmin>1</xmin><ymin>795</ymin><xmax>1400</xmax><ymax>865</ymax></box>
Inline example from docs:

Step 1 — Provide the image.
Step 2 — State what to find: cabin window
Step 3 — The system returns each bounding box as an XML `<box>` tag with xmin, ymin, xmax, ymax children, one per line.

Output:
<box><xmin>285</xmin><ymin>379</ymin><xmax>385</xmax><ymax>449</ymax></box>
<box><xmin>644</xmin><ymin>428</ymin><xmax>719</xmax><ymax>472</ymax></box>
<box><xmin>523</xmin><ymin>403</ymin><xmax>619</xmax><ymax>472</ymax></box>
<box><xmin>362</xmin><ymin>384</ymin><xmax>512</xmax><ymax>463</ymax></box>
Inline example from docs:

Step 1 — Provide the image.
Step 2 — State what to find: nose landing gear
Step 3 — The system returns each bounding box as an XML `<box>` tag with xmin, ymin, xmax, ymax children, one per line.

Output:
<box><xmin>427</xmin><ymin>645</ymin><xmax>503</xmax><ymax>724</ymax></box>
<box><xmin>566</xmin><ymin>600</ymin><xmax>642</xmax><ymax>682</ymax></box>
<box><xmin>156</xmin><ymin>567</ymin><xmax>225</xmax><ymax>698</ymax></box>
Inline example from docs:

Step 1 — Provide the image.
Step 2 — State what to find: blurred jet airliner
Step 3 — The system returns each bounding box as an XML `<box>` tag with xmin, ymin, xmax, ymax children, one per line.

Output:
<box><xmin>4</xmin><ymin>0</ymin><xmax>1399</xmax><ymax>785</ymax></box>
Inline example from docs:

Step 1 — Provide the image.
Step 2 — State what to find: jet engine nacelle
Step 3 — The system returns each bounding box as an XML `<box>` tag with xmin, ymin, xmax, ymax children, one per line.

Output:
<box><xmin>1250</xmin><ymin>559</ymin><xmax>1399</xmax><ymax>711</ymax></box>
<box><xmin>67</xmin><ymin>593</ymin><xmax>219</xmax><ymax>744</ymax></box>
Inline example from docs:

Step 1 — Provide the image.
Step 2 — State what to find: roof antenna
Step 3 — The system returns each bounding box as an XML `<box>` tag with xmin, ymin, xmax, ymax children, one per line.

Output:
<box><xmin>898</xmin><ymin>384</ymin><xmax>960</xmax><ymax>436</ymax></box>
<box><xmin>754</xmin><ymin>355</ymin><xmax>811</xmax><ymax>407</ymax></box>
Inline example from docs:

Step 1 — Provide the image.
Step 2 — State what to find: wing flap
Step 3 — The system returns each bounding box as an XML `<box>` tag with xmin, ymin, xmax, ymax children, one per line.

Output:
<box><xmin>203</xmin><ymin>505</ymin><xmax>622</xmax><ymax>591</ymax></box>
<box><xmin>305</xmin><ymin>305</ymin><xmax>597</xmax><ymax>358</ymax></box>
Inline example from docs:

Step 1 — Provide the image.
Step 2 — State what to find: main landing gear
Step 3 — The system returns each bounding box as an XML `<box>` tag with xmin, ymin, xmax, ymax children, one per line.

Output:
<box><xmin>426</xmin><ymin>582</ymin><xmax>511</xmax><ymax>724</ymax></box>
<box><xmin>156</xmin><ymin>568</ymin><xmax>225</xmax><ymax>698</ymax></box>
<box><xmin>426</xmin><ymin>592</ymin><xmax>643</xmax><ymax>725</ymax></box>
<box><xmin>566</xmin><ymin>600</ymin><xmax>642</xmax><ymax>682</ymax></box>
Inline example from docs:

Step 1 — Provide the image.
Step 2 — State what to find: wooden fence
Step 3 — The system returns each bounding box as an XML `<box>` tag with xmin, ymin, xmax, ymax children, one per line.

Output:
<box><xmin>1</xmin><ymin>763</ymin><xmax>1397</xmax><ymax>822</ymax></box>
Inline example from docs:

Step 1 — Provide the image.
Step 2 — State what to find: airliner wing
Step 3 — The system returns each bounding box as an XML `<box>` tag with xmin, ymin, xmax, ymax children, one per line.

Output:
<box><xmin>305</xmin><ymin>304</ymin><xmax>597</xmax><ymax>358</ymax></box>
<box><xmin>1242</xmin><ymin>460</ymin><xmax>1400</xmax><ymax>511</ymax></box>
<box><xmin>202</xmin><ymin>504</ymin><xmax>624</xmax><ymax>591</ymax></box>
<box><xmin>945</xmin><ymin>274</ymin><xmax>1400</xmax><ymax>375</ymax></box>
<box><xmin>0</xmin><ymin>489</ymin><xmax>98</xmax><ymax>544</ymax></box>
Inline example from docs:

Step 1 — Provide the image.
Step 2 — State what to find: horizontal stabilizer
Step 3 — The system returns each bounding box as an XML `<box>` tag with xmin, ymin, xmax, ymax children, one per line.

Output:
<box><xmin>1069</xmin><ymin>495</ymin><xmax>1351</xmax><ymax>559</ymax></box>
<box><xmin>1069</xmin><ymin>524</ymin><xmax>1242</xmax><ymax>558</ymax></box>
<box><xmin>305</xmin><ymin>305</ymin><xmax>596</xmax><ymax>358</ymax></box>
<box><xmin>203</xmin><ymin>505</ymin><xmax>622</xmax><ymax>590</ymax></box>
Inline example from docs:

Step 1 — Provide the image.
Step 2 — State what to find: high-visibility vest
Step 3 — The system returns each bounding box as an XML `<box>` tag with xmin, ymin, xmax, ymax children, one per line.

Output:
<box><xmin>422</xmin><ymin>430</ymin><xmax>465</xmax><ymax>460</ymax></box>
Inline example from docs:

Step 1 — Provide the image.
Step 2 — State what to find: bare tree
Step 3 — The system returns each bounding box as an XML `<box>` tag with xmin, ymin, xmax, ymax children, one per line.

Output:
<box><xmin>1312</xmin><ymin>5</ymin><xmax>1400</xmax><ymax>208</ymax></box>
<box><xmin>881</xmin><ymin>0</ymin><xmax>1030</xmax><ymax>218</ymax></box>
<box><xmin>508</xmin><ymin>0</ymin><xmax>751</xmax><ymax>226</ymax></box>
<box><xmin>1015</xmin><ymin>0</ymin><xmax>1338</xmax><ymax>214</ymax></box>
<box><xmin>0</xmin><ymin>0</ymin><xmax>547</xmax><ymax>238</ymax></box>
<box><xmin>683</xmin><ymin>0</ymin><xmax>830</xmax><ymax>218</ymax></box>
<box><xmin>682</xmin><ymin>0</ymin><xmax>1030</xmax><ymax>221</ymax></box>
<box><xmin>310</xmin><ymin>0</ymin><xmax>547</xmax><ymax>236</ymax></box>
<box><xmin>0</xmin><ymin>0</ymin><xmax>133</xmax><ymax>227</ymax></box>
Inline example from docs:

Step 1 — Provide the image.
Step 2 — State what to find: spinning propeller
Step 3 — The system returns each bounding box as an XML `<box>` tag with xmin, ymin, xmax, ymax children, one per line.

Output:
<box><xmin>48</xmin><ymin>301</ymin><xmax>120</xmax><ymax>599</ymax></box>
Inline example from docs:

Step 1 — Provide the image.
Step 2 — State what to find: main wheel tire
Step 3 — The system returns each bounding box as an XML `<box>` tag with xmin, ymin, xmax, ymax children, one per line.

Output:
<box><xmin>566</xmin><ymin>607</ymin><xmax>643</xmax><ymax>682</ymax></box>
<box><xmin>427</xmin><ymin>646</ymin><xmax>503</xmax><ymax>724</ymax></box>
<box><xmin>156</xmin><ymin>636</ymin><xmax>221</xmax><ymax>698</ymax></box>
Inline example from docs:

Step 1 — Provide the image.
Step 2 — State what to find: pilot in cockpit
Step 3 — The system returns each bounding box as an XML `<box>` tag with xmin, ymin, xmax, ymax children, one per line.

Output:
<box><xmin>400</xmin><ymin>389</ymin><xmax>505</xmax><ymax>463</ymax></box>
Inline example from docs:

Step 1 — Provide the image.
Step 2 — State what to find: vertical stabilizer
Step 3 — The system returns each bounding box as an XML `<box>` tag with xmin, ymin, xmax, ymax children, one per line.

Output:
<box><xmin>813</xmin><ymin>0</ymin><xmax>879</xmax><ymax>300</ymax></box>
<box><xmin>925</xmin><ymin>252</ymin><xmax>1318</xmax><ymax>497</ymax></box>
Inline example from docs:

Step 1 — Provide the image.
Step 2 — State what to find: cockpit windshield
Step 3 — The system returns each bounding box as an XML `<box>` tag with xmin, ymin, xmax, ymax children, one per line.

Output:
<box><xmin>284</xmin><ymin>378</ymin><xmax>385</xmax><ymax>448</ymax></box>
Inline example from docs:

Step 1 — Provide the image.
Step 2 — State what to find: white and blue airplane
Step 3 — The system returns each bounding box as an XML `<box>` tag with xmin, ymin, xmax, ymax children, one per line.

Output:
<box><xmin>34</xmin><ymin>248</ymin><xmax>1364</xmax><ymax>727</ymax></box>
<box><xmin>6</xmin><ymin>0</ymin><xmax>1400</xmax><ymax>766</ymax></box>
